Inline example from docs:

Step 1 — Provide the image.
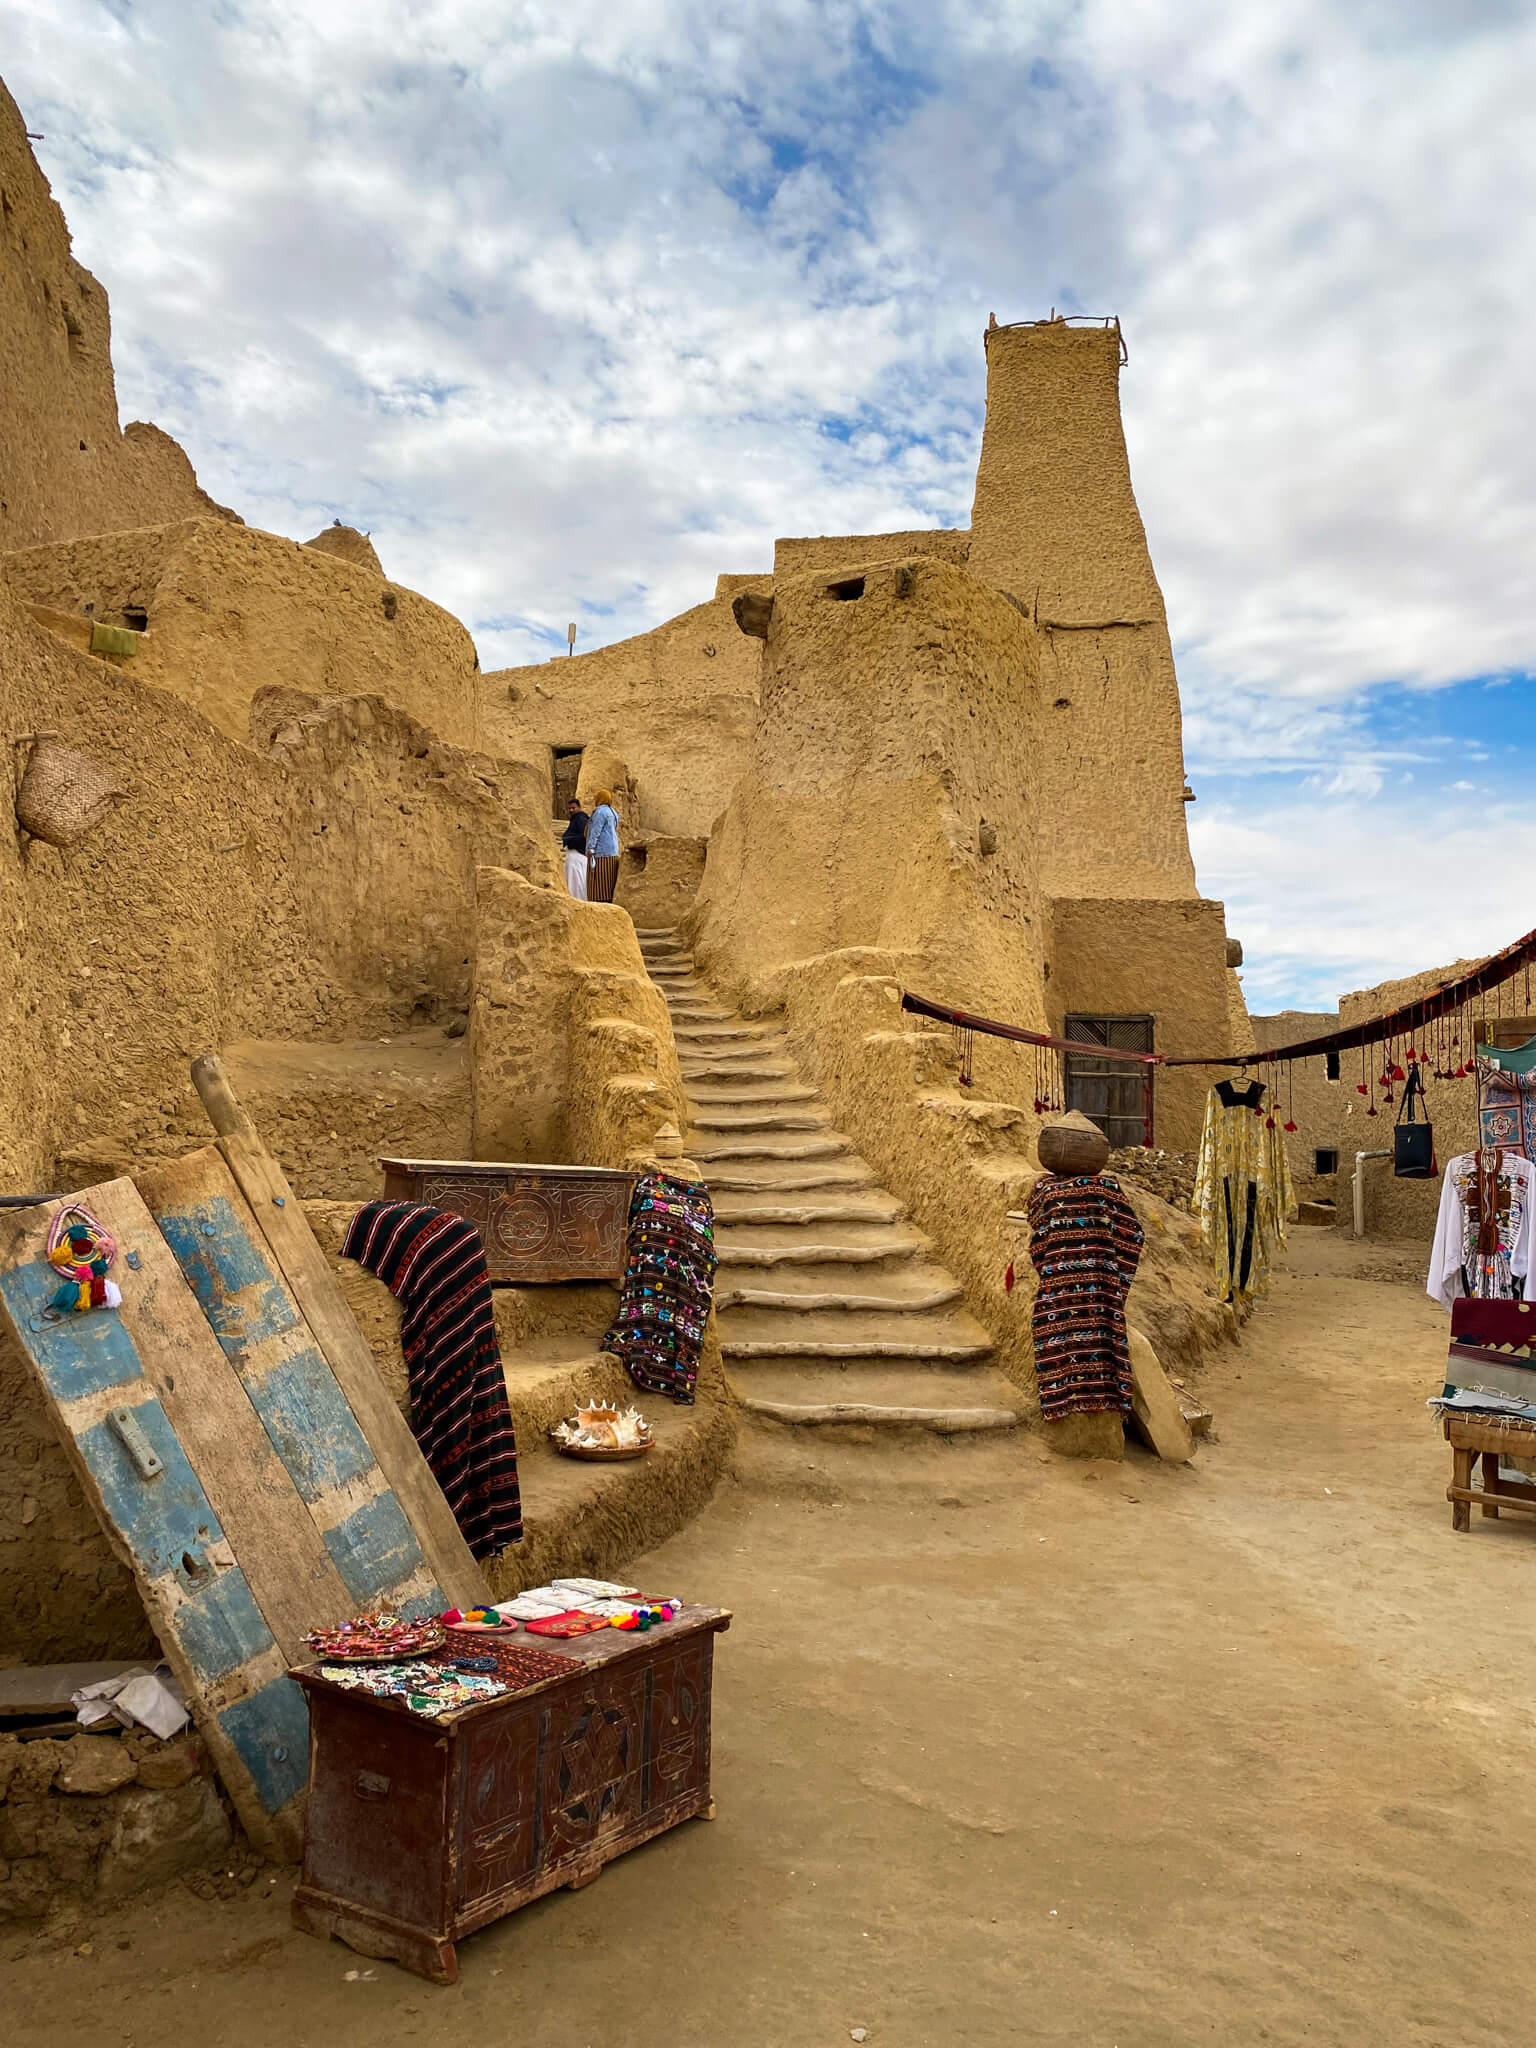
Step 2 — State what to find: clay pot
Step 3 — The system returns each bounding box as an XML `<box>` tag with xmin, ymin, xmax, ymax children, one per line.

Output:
<box><xmin>1036</xmin><ymin>1111</ymin><xmax>1109</xmax><ymax>1178</ymax></box>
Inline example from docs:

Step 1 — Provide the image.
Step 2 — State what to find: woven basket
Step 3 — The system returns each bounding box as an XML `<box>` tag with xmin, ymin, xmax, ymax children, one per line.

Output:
<box><xmin>14</xmin><ymin>733</ymin><xmax>126</xmax><ymax>848</ymax></box>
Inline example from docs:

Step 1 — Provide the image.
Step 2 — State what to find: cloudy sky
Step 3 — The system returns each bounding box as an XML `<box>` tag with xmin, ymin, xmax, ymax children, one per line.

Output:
<box><xmin>7</xmin><ymin>0</ymin><xmax>1534</xmax><ymax>1010</ymax></box>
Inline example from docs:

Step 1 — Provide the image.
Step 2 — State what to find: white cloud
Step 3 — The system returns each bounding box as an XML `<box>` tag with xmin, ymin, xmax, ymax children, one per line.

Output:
<box><xmin>9</xmin><ymin>0</ymin><xmax>1527</xmax><ymax>671</ymax></box>
<box><xmin>5</xmin><ymin>0</ymin><xmax>1534</xmax><ymax>1003</ymax></box>
<box><xmin>1190</xmin><ymin>789</ymin><xmax>1536</xmax><ymax>1013</ymax></box>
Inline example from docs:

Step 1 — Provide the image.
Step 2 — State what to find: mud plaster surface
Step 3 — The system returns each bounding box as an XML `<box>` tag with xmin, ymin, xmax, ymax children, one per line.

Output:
<box><xmin>9</xmin><ymin>1231</ymin><xmax>1536</xmax><ymax>2044</ymax></box>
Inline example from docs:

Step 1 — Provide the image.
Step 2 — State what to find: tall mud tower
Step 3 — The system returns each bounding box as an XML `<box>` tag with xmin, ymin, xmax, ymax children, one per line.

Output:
<box><xmin>968</xmin><ymin>321</ymin><xmax>1195</xmax><ymax>904</ymax></box>
<box><xmin>0</xmin><ymin>78</ymin><xmax>235</xmax><ymax>551</ymax></box>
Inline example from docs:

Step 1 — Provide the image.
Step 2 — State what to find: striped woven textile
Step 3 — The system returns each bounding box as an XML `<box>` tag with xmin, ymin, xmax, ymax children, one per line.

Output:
<box><xmin>341</xmin><ymin>1202</ymin><xmax>523</xmax><ymax>1560</ymax></box>
<box><xmin>1023</xmin><ymin>1172</ymin><xmax>1144</xmax><ymax>1421</ymax></box>
<box><xmin>586</xmin><ymin>854</ymin><xmax>620</xmax><ymax>903</ymax></box>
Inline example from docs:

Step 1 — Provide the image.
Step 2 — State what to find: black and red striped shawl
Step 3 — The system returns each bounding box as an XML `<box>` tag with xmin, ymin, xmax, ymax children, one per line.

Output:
<box><xmin>342</xmin><ymin>1201</ymin><xmax>523</xmax><ymax>1561</ymax></box>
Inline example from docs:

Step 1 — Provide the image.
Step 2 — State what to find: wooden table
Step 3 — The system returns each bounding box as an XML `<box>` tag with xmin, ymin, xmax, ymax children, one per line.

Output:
<box><xmin>1443</xmin><ymin>1412</ymin><xmax>1536</xmax><ymax>1532</ymax></box>
<box><xmin>291</xmin><ymin>1605</ymin><xmax>730</xmax><ymax>1983</ymax></box>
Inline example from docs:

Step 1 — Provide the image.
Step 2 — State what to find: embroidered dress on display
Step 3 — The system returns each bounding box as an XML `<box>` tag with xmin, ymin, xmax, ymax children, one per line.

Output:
<box><xmin>1024</xmin><ymin>1172</ymin><xmax>1144</xmax><ymax>1420</ymax></box>
<box><xmin>1191</xmin><ymin>1080</ymin><xmax>1295</xmax><ymax>1306</ymax></box>
<box><xmin>1426</xmin><ymin>1149</ymin><xmax>1536</xmax><ymax>1309</ymax></box>
<box><xmin>600</xmin><ymin>1173</ymin><xmax>718</xmax><ymax>1403</ymax></box>
<box><xmin>1477</xmin><ymin>1039</ymin><xmax>1536</xmax><ymax>1160</ymax></box>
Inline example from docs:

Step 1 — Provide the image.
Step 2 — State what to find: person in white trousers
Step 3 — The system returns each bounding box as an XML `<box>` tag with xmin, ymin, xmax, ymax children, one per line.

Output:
<box><xmin>561</xmin><ymin>798</ymin><xmax>589</xmax><ymax>899</ymax></box>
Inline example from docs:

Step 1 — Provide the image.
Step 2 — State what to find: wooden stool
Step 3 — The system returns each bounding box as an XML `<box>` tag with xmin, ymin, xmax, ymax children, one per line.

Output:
<box><xmin>1443</xmin><ymin>1412</ymin><xmax>1536</xmax><ymax>1532</ymax></box>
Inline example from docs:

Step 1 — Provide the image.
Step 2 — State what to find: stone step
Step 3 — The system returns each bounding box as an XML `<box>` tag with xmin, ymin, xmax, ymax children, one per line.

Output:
<box><xmin>673</xmin><ymin>1023</ymin><xmax>780</xmax><ymax>1045</ymax></box>
<box><xmin>717</xmin><ymin>1251</ymin><xmax>956</xmax><ymax>1295</ymax></box>
<box><xmin>729</xmin><ymin>1364</ymin><xmax>1022</xmax><ymax>1435</ymax></box>
<box><xmin>716</xmin><ymin>1269</ymin><xmax>963</xmax><ymax>1314</ymax></box>
<box><xmin>718</xmin><ymin>1305</ymin><xmax>993</xmax><ymax>1363</ymax></box>
<box><xmin>682</xmin><ymin>1055</ymin><xmax>799</xmax><ymax>1082</ymax></box>
<box><xmin>688</xmin><ymin>1107</ymin><xmax>829</xmax><ymax>1133</ymax></box>
<box><xmin>685</xmin><ymin>1081</ymin><xmax>820</xmax><ymax>1106</ymax></box>
<box><xmin>702</xmin><ymin>1159</ymin><xmax>879</xmax><ymax>1195</ymax></box>
<box><xmin>711</xmin><ymin>1191</ymin><xmax>907</xmax><ymax>1227</ymax></box>
<box><xmin>690</xmin><ymin>1133</ymin><xmax>850</xmax><ymax>1163</ymax></box>
<box><xmin>713</xmin><ymin>1224</ymin><xmax>932</xmax><ymax>1267</ymax></box>
<box><xmin>680</xmin><ymin>1046</ymin><xmax>796</xmax><ymax>1071</ymax></box>
<box><xmin>497</xmin><ymin>1341</ymin><xmax>631</xmax><ymax>1442</ymax></box>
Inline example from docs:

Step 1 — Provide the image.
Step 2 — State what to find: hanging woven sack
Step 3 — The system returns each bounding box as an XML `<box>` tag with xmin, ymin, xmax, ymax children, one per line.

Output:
<box><xmin>14</xmin><ymin>732</ymin><xmax>126</xmax><ymax>848</ymax></box>
<box><xmin>1393</xmin><ymin>1062</ymin><xmax>1435</xmax><ymax>1178</ymax></box>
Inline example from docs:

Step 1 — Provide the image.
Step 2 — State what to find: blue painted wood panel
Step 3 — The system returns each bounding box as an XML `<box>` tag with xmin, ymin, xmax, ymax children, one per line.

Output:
<box><xmin>0</xmin><ymin>1216</ymin><xmax>304</xmax><ymax>1838</ymax></box>
<box><xmin>219</xmin><ymin>1675</ymin><xmax>313</xmax><ymax>1814</ymax></box>
<box><xmin>151</xmin><ymin>1183</ymin><xmax>432</xmax><ymax>1610</ymax></box>
<box><xmin>0</xmin><ymin>1257</ymin><xmax>145</xmax><ymax>1404</ymax></box>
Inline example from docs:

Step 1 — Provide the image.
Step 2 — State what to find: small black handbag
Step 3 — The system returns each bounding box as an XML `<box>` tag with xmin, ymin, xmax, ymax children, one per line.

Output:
<box><xmin>1393</xmin><ymin>1062</ymin><xmax>1435</xmax><ymax>1178</ymax></box>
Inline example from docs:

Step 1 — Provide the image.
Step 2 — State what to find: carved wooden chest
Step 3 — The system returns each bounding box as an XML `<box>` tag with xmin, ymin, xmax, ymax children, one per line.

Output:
<box><xmin>291</xmin><ymin>1606</ymin><xmax>730</xmax><ymax>1982</ymax></box>
<box><xmin>378</xmin><ymin>1158</ymin><xmax>638</xmax><ymax>1284</ymax></box>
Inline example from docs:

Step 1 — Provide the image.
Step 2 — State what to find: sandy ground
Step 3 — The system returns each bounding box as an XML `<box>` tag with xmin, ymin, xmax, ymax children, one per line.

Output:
<box><xmin>11</xmin><ymin>1229</ymin><xmax>1536</xmax><ymax>2047</ymax></box>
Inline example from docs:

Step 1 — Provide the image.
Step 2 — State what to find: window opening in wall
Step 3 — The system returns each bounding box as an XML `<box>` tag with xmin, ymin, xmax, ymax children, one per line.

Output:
<box><xmin>122</xmin><ymin>608</ymin><xmax>147</xmax><ymax>633</ymax></box>
<box><xmin>552</xmin><ymin>746</ymin><xmax>584</xmax><ymax>819</ymax></box>
<box><xmin>825</xmin><ymin>576</ymin><xmax>865</xmax><ymax>601</ymax></box>
<box><xmin>63</xmin><ymin>309</ymin><xmax>85</xmax><ymax>359</ymax></box>
<box><xmin>1063</xmin><ymin>1014</ymin><xmax>1154</xmax><ymax>1149</ymax></box>
<box><xmin>1315</xmin><ymin>1149</ymin><xmax>1339</xmax><ymax>1176</ymax></box>
<box><xmin>1325</xmin><ymin>1051</ymin><xmax>1340</xmax><ymax>1081</ymax></box>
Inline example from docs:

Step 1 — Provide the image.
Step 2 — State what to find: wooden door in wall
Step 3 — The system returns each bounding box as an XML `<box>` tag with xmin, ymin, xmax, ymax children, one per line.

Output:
<box><xmin>1064</xmin><ymin>1014</ymin><xmax>1154</xmax><ymax>1149</ymax></box>
<box><xmin>552</xmin><ymin>748</ymin><xmax>583</xmax><ymax>818</ymax></box>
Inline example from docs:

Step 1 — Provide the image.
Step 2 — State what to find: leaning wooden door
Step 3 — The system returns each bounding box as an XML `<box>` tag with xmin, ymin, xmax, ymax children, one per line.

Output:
<box><xmin>0</xmin><ymin>1154</ymin><xmax>450</xmax><ymax>1858</ymax></box>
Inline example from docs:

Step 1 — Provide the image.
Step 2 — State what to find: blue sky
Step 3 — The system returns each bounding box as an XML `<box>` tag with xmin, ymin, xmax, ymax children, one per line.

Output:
<box><xmin>5</xmin><ymin>0</ymin><xmax>1534</xmax><ymax>1011</ymax></box>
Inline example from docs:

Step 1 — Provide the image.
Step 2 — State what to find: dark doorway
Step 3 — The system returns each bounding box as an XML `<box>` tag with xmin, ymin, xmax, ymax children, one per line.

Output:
<box><xmin>1063</xmin><ymin>1014</ymin><xmax>1154</xmax><ymax>1149</ymax></box>
<box><xmin>552</xmin><ymin>747</ymin><xmax>583</xmax><ymax>819</ymax></box>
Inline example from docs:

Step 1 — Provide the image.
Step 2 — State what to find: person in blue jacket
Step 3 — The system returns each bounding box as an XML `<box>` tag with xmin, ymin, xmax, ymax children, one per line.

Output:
<box><xmin>585</xmin><ymin>789</ymin><xmax>621</xmax><ymax>902</ymax></box>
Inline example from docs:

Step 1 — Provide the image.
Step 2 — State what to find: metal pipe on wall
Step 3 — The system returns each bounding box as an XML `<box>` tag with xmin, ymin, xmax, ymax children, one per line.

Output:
<box><xmin>1353</xmin><ymin>1150</ymin><xmax>1392</xmax><ymax>1237</ymax></box>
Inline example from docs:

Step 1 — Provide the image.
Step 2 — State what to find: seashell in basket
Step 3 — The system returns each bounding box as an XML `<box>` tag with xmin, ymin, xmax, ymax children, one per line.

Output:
<box><xmin>550</xmin><ymin>1403</ymin><xmax>654</xmax><ymax>1451</ymax></box>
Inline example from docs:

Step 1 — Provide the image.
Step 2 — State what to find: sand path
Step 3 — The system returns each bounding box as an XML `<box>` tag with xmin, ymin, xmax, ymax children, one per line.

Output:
<box><xmin>11</xmin><ymin>1229</ymin><xmax>1534</xmax><ymax>2047</ymax></box>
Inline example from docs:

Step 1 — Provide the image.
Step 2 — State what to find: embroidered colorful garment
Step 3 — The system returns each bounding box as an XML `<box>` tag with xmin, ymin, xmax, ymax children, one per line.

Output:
<box><xmin>1477</xmin><ymin>1049</ymin><xmax>1536</xmax><ymax>1161</ymax></box>
<box><xmin>1426</xmin><ymin>1149</ymin><xmax>1536</xmax><ymax>1309</ymax></box>
<box><xmin>1024</xmin><ymin>1172</ymin><xmax>1144</xmax><ymax>1420</ymax></box>
<box><xmin>1191</xmin><ymin>1080</ymin><xmax>1296</xmax><ymax>1306</ymax></box>
<box><xmin>342</xmin><ymin>1202</ymin><xmax>523</xmax><ymax>1560</ymax></box>
<box><xmin>601</xmin><ymin>1174</ymin><xmax>717</xmax><ymax>1403</ymax></box>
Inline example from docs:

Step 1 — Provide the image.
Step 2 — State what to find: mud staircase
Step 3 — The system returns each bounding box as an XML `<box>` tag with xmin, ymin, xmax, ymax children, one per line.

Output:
<box><xmin>637</xmin><ymin>929</ymin><xmax>1023</xmax><ymax>1435</ymax></box>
